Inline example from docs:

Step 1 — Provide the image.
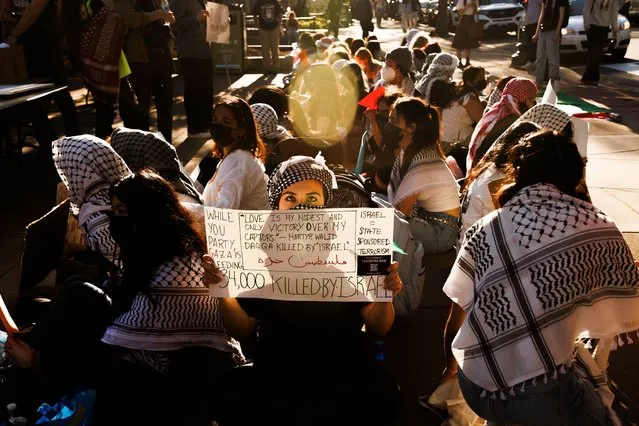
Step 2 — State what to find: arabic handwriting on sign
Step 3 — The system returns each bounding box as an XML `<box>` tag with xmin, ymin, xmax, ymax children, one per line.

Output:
<box><xmin>258</xmin><ymin>257</ymin><xmax>284</xmax><ymax>267</ymax></box>
<box><xmin>287</xmin><ymin>254</ymin><xmax>348</xmax><ymax>269</ymax></box>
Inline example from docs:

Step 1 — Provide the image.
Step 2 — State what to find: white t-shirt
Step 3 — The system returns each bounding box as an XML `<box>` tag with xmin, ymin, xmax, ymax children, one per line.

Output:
<box><xmin>441</xmin><ymin>93</ymin><xmax>476</xmax><ymax>144</ymax></box>
<box><xmin>203</xmin><ymin>150</ymin><xmax>270</xmax><ymax>210</ymax></box>
<box><xmin>459</xmin><ymin>165</ymin><xmax>504</xmax><ymax>245</ymax></box>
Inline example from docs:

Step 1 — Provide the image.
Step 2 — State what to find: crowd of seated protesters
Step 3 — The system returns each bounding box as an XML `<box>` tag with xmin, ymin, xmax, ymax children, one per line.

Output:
<box><xmin>4</xmin><ymin>29</ymin><xmax>639</xmax><ymax>426</ymax></box>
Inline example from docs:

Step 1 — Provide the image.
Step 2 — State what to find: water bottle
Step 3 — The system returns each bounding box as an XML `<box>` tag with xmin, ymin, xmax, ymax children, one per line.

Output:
<box><xmin>374</xmin><ymin>340</ymin><xmax>385</xmax><ymax>366</ymax></box>
<box><xmin>7</xmin><ymin>404</ymin><xmax>27</xmax><ymax>426</ymax></box>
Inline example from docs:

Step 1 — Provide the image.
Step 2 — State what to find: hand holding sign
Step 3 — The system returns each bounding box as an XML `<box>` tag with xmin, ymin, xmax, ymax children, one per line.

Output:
<box><xmin>384</xmin><ymin>262</ymin><xmax>403</xmax><ymax>298</ymax></box>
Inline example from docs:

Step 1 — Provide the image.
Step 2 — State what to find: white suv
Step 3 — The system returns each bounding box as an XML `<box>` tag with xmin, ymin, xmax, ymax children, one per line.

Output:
<box><xmin>452</xmin><ymin>0</ymin><xmax>526</xmax><ymax>33</ymax></box>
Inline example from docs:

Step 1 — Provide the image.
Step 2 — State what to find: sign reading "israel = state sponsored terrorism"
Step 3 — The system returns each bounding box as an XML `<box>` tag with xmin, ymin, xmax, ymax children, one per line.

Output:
<box><xmin>204</xmin><ymin>208</ymin><xmax>395</xmax><ymax>302</ymax></box>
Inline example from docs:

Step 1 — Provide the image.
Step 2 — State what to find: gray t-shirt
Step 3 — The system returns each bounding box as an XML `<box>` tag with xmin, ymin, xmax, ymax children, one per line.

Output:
<box><xmin>525</xmin><ymin>0</ymin><xmax>542</xmax><ymax>25</ymax></box>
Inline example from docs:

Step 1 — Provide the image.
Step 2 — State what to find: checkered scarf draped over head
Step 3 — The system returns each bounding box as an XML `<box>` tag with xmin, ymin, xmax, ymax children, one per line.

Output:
<box><xmin>110</xmin><ymin>127</ymin><xmax>203</xmax><ymax>204</ymax></box>
<box><xmin>415</xmin><ymin>53</ymin><xmax>459</xmax><ymax>101</ymax></box>
<box><xmin>268</xmin><ymin>153</ymin><xmax>338</xmax><ymax>210</ymax></box>
<box><xmin>250</xmin><ymin>103</ymin><xmax>287</xmax><ymax>140</ymax></box>
<box><xmin>486</xmin><ymin>104</ymin><xmax>572</xmax><ymax>157</ymax></box>
<box><xmin>467</xmin><ymin>77</ymin><xmax>537</xmax><ymax>170</ymax></box>
<box><xmin>52</xmin><ymin>135</ymin><xmax>131</xmax><ymax>213</ymax></box>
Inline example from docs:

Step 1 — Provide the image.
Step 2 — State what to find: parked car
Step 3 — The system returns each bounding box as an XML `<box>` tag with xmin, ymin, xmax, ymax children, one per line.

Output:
<box><xmin>620</xmin><ymin>0</ymin><xmax>639</xmax><ymax>21</ymax></box>
<box><xmin>450</xmin><ymin>0</ymin><xmax>525</xmax><ymax>33</ymax></box>
<box><xmin>559</xmin><ymin>0</ymin><xmax>631</xmax><ymax>60</ymax></box>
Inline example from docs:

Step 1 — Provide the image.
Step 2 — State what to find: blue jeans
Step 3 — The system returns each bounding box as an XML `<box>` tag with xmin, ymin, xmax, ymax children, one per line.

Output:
<box><xmin>408</xmin><ymin>209</ymin><xmax>458</xmax><ymax>254</ymax></box>
<box><xmin>458</xmin><ymin>368</ymin><xmax>612</xmax><ymax>426</ymax></box>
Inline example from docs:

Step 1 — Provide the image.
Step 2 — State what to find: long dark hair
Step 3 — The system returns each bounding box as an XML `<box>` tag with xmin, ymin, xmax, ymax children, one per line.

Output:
<box><xmin>464</xmin><ymin>121</ymin><xmax>540</xmax><ymax>190</ymax></box>
<box><xmin>212</xmin><ymin>96</ymin><xmax>267</xmax><ymax>162</ymax></box>
<box><xmin>248</xmin><ymin>85</ymin><xmax>289</xmax><ymax>119</ymax></box>
<box><xmin>341</xmin><ymin>61</ymin><xmax>369</xmax><ymax>102</ymax></box>
<box><xmin>109</xmin><ymin>170</ymin><xmax>206</xmax><ymax>312</ymax></box>
<box><xmin>392</xmin><ymin>98</ymin><xmax>442</xmax><ymax>176</ymax></box>
<box><xmin>497</xmin><ymin>131</ymin><xmax>585</xmax><ymax>206</ymax></box>
<box><xmin>434</xmin><ymin>66</ymin><xmax>485</xmax><ymax>109</ymax></box>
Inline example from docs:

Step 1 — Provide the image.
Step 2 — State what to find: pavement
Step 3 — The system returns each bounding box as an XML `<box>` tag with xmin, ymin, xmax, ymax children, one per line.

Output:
<box><xmin>1</xmin><ymin>18</ymin><xmax>639</xmax><ymax>425</ymax></box>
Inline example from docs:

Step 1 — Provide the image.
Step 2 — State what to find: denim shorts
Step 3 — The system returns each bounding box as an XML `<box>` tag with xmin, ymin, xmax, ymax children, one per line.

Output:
<box><xmin>408</xmin><ymin>208</ymin><xmax>458</xmax><ymax>254</ymax></box>
<box><xmin>458</xmin><ymin>368</ymin><xmax>612</xmax><ymax>426</ymax></box>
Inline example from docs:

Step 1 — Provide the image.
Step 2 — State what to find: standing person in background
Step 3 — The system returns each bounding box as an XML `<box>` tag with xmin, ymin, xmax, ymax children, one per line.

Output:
<box><xmin>286</xmin><ymin>11</ymin><xmax>299</xmax><ymax>43</ymax></box>
<box><xmin>327</xmin><ymin>0</ymin><xmax>341</xmax><ymax>38</ymax></box>
<box><xmin>398</xmin><ymin>0</ymin><xmax>411</xmax><ymax>32</ymax></box>
<box><xmin>374</xmin><ymin>0</ymin><xmax>385</xmax><ymax>28</ymax></box>
<box><xmin>113</xmin><ymin>0</ymin><xmax>175</xmax><ymax>142</ymax></box>
<box><xmin>353</xmin><ymin>0</ymin><xmax>374</xmax><ymax>39</ymax></box>
<box><xmin>521</xmin><ymin>0</ymin><xmax>542</xmax><ymax>69</ymax></box>
<box><xmin>171</xmin><ymin>0</ymin><xmax>213</xmax><ymax>138</ymax></box>
<box><xmin>61</xmin><ymin>0</ymin><xmax>141</xmax><ymax>140</ymax></box>
<box><xmin>533</xmin><ymin>0</ymin><xmax>567</xmax><ymax>91</ymax></box>
<box><xmin>410</xmin><ymin>0</ymin><xmax>420</xmax><ymax>28</ymax></box>
<box><xmin>252</xmin><ymin>0</ymin><xmax>283</xmax><ymax>73</ymax></box>
<box><xmin>4</xmin><ymin>0</ymin><xmax>79</xmax><ymax>151</ymax></box>
<box><xmin>452</xmin><ymin>0</ymin><xmax>479</xmax><ymax>69</ymax></box>
<box><xmin>581</xmin><ymin>0</ymin><xmax>618</xmax><ymax>86</ymax></box>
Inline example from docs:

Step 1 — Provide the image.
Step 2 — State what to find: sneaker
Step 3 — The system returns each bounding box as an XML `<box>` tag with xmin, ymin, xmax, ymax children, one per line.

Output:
<box><xmin>512</xmin><ymin>61</ymin><xmax>532</xmax><ymax>70</ymax></box>
<box><xmin>188</xmin><ymin>132</ymin><xmax>210</xmax><ymax>138</ymax></box>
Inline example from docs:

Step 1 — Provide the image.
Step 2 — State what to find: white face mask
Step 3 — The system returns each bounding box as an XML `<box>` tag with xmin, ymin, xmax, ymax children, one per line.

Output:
<box><xmin>381</xmin><ymin>65</ymin><xmax>397</xmax><ymax>83</ymax></box>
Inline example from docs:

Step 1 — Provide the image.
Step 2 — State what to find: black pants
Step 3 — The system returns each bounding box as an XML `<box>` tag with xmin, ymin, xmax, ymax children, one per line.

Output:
<box><xmin>94</xmin><ymin>78</ymin><xmax>144</xmax><ymax>139</ymax></box>
<box><xmin>180</xmin><ymin>57</ymin><xmax>213</xmax><ymax>134</ymax></box>
<box><xmin>329</xmin><ymin>13</ymin><xmax>340</xmax><ymax>37</ymax></box>
<box><xmin>128</xmin><ymin>61</ymin><xmax>173</xmax><ymax>142</ymax></box>
<box><xmin>361</xmin><ymin>19</ymin><xmax>371</xmax><ymax>39</ymax></box>
<box><xmin>22</xmin><ymin>44</ymin><xmax>79</xmax><ymax>155</ymax></box>
<box><xmin>523</xmin><ymin>23</ymin><xmax>537</xmax><ymax>63</ymax></box>
<box><xmin>582</xmin><ymin>25</ymin><xmax>609</xmax><ymax>82</ymax></box>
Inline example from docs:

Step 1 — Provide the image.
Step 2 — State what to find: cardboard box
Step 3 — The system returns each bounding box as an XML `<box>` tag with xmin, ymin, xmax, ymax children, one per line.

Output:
<box><xmin>0</xmin><ymin>46</ymin><xmax>28</xmax><ymax>84</ymax></box>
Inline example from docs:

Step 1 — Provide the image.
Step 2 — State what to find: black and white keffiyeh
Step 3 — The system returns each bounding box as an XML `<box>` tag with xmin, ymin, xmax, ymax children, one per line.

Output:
<box><xmin>415</xmin><ymin>53</ymin><xmax>459</xmax><ymax>101</ymax></box>
<box><xmin>445</xmin><ymin>183</ymin><xmax>639</xmax><ymax>397</ymax></box>
<box><xmin>250</xmin><ymin>103</ymin><xmax>288</xmax><ymax>140</ymax></box>
<box><xmin>52</xmin><ymin>135</ymin><xmax>131</xmax><ymax>262</ymax></box>
<box><xmin>487</xmin><ymin>104</ymin><xmax>571</xmax><ymax>155</ymax></box>
<box><xmin>102</xmin><ymin>254</ymin><xmax>243</xmax><ymax>357</ymax></box>
<box><xmin>388</xmin><ymin>146</ymin><xmax>445</xmax><ymax>207</ymax></box>
<box><xmin>110</xmin><ymin>127</ymin><xmax>203</xmax><ymax>204</ymax></box>
<box><xmin>268</xmin><ymin>153</ymin><xmax>337</xmax><ymax>209</ymax></box>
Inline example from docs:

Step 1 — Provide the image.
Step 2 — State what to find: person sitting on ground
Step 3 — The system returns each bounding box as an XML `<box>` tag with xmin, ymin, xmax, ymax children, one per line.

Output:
<box><xmin>483</xmin><ymin>75</ymin><xmax>515</xmax><ymax>113</ymax></box>
<box><xmin>296</xmin><ymin>32</ymin><xmax>318</xmax><ymax>67</ymax></box>
<box><xmin>350</xmin><ymin>37</ymin><xmax>366</xmax><ymax>54</ymax></box>
<box><xmin>247</xmin><ymin>85</ymin><xmax>299</xmax><ymax>134</ymax></box>
<box><xmin>363</xmin><ymin>88</ymin><xmax>404</xmax><ymax>191</ymax></box>
<box><xmin>204</xmin><ymin>154</ymin><xmax>403</xmax><ymax>426</ymax></box>
<box><xmin>447</xmin><ymin>130</ymin><xmax>639</xmax><ymax>425</ymax></box>
<box><xmin>414</xmin><ymin>52</ymin><xmax>459</xmax><ymax>102</ymax></box>
<box><xmin>388</xmin><ymin>98</ymin><xmax>460</xmax><ymax>254</ymax></box>
<box><xmin>354</xmin><ymin>47</ymin><xmax>383</xmax><ymax>86</ymax></box>
<box><xmin>329</xmin><ymin>48</ymin><xmax>351</xmax><ymax>64</ymax></box>
<box><xmin>5</xmin><ymin>281</ymin><xmax>112</xmax><ymax>424</ymax></box>
<box><xmin>99</xmin><ymin>171</ymin><xmax>243</xmax><ymax>426</ymax></box>
<box><xmin>438</xmin><ymin>67</ymin><xmax>488</xmax><ymax>159</ymax></box>
<box><xmin>315</xmin><ymin>35</ymin><xmax>334</xmax><ymax>58</ymax></box>
<box><xmin>203</xmin><ymin>96</ymin><xmax>270</xmax><ymax>210</ymax></box>
<box><xmin>250</xmin><ymin>103</ymin><xmax>292</xmax><ymax>174</ymax></box>
<box><xmin>467</xmin><ymin>77</ymin><xmax>537</xmax><ymax>171</ymax></box>
<box><xmin>375</xmin><ymin>46</ymin><xmax>415</xmax><ymax>96</ymax></box>
<box><xmin>366</xmin><ymin>39</ymin><xmax>386</xmax><ymax>61</ymax></box>
<box><xmin>52</xmin><ymin>135</ymin><xmax>132</xmax><ymax>265</ymax></box>
<box><xmin>110</xmin><ymin>127</ymin><xmax>203</xmax><ymax>204</ymax></box>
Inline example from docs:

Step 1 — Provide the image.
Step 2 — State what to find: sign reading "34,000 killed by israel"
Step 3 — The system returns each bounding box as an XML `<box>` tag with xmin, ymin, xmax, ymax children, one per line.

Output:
<box><xmin>204</xmin><ymin>208</ymin><xmax>395</xmax><ymax>302</ymax></box>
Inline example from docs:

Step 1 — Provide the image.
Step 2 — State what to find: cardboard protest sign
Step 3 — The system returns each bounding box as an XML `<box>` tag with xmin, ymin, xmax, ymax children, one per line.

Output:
<box><xmin>571</xmin><ymin>117</ymin><xmax>589</xmax><ymax>158</ymax></box>
<box><xmin>541</xmin><ymin>82</ymin><xmax>557</xmax><ymax>105</ymax></box>
<box><xmin>206</xmin><ymin>2</ymin><xmax>230</xmax><ymax>44</ymax></box>
<box><xmin>205</xmin><ymin>208</ymin><xmax>395</xmax><ymax>302</ymax></box>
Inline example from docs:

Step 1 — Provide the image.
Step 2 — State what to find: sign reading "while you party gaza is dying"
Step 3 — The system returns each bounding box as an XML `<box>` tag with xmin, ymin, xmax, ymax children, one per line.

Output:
<box><xmin>204</xmin><ymin>208</ymin><xmax>395</xmax><ymax>302</ymax></box>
